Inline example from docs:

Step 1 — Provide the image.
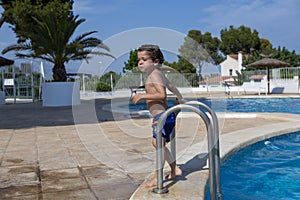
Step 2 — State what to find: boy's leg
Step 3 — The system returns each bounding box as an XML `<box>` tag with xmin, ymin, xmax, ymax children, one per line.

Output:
<box><xmin>141</xmin><ymin>135</ymin><xmax>182</xmax><ymax>188</ymax></box>
<box><xmin>141</xmin><ymin>138</ymin><xmax>160</xmax><ymax>188</ymax></box>
<box><xmin>163</xmin><ymin>142</ymin><xmax>182</xmax><ymax>179</ymax></box>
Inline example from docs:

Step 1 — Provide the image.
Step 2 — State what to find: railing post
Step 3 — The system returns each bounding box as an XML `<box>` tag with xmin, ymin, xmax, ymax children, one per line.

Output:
<box><xmin>186</xmin><ymin>101</ymin><xmax>222</xmax><ymax>199</ymax></box>
<box><xmin>152</xmin><ymin>110</ymin><xmax>170</xmax><ymax>194</ymax></box>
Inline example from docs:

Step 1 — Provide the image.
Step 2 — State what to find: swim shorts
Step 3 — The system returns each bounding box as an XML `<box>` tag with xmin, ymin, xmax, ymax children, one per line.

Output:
<box><xmin>152</xmin><ymin>112</ymin><xmax>176</xmax><ymax>142</ymax></box>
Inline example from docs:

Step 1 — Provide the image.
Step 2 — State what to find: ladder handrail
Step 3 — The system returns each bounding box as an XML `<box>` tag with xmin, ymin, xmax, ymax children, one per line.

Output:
<box><xmin>152</xmin><ymin>102</ymin><xmax>222</xmax><ymax>200</ymax></box>
<box><xmin>185</xmin><ymin>101</ymin><xmax>221</xmax><ymax>199</ymax></box>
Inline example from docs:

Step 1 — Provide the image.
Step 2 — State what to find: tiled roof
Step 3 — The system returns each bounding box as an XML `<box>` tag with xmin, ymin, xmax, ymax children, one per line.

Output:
<box><xmin>227</xmin><ymin>54</ymin><xmax>250</xmax><ymax>60</ymax></box>
<box><xmin>199</xmin><ymin>76</ymin><xmax>233</xmax><ymax>84</ymax></box>
<box><xmin>249</xmin><ymin>74</ymin><xmax>266</xmax><ymax>80</ymax></box>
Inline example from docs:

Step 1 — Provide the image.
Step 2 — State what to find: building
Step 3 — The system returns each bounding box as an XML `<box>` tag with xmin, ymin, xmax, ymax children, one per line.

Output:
<box><xmin>220</xmin><ymin>51</ymin><xmax>244</xmax><ymax>76</ymax></box>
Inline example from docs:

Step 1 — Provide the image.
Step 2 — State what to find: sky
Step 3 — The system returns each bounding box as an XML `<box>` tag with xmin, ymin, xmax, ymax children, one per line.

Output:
<box><xmin>0</xmin><ymin>0</ymin><xmax>299</xmax><ymax>78</ymax></box>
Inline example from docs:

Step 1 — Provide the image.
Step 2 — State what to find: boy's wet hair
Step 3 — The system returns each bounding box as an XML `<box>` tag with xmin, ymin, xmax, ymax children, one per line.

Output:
<box><xmin>138</xmin><ymin>44</ymin><xmax>165</xmax><ymax>64</ymax></box>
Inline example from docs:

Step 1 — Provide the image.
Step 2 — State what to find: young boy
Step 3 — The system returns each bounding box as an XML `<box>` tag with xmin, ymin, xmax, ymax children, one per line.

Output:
<box><xmin>131</xmin><ymin>44</ymin><xmax>184</xmax><ymax>188</ymax></box>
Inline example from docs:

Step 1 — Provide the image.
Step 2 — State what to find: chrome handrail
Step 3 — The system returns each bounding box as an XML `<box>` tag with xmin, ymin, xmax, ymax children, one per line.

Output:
<box><xmin>186</xmin><ymin>101</ymin><xmax>222</xmax><ymax>199</ymax></box>
<box><xmin>152</xmin><ymin>102</ymin><xmax>222</xmax><ymax>200</ymax></box>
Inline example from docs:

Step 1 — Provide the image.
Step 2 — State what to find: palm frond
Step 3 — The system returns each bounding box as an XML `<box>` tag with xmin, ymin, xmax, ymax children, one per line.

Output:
<box><xmin>2</xmin><ymin>43</ymin><xmax>32</xmax><ymax>54</ymax></box>
<box><xmin>73</xmin><ymin>31</ymin><xmax>98</xmax><ymax>43</ymax></box>
<box><xmin>2</xmin><ymin>9</ymin><xmax>115</xmax><ymax>81</ymax></box>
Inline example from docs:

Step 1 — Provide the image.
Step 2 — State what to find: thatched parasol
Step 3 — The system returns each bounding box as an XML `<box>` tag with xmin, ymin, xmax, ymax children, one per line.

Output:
<box><xmin>246</xmin><ymin>58</ymin><xmax>289</xmax><ymax>94</ymax></box>
<box><xmin>0</xmin><ymin>56</ymin><xmax>14</xmax><ymax>67</ymax></box>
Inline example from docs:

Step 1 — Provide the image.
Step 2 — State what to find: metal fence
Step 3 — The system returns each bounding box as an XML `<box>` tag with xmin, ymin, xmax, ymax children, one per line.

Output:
<box><xmin>2</xmin><ymin>67</ymin><xmax>299</xmax><ymax>96</ymax></box>
<box><xmin>272</xmin><ymin>67</ymin><xmax>300</xmax><ymax>79</ymax></box>
<box><xmin>81</xmin><ymin>72</ymin><xmax>199</xmax><ymax>92</ymax></box>
<box><xmin>0</xmin><ymin>72</ymin><xmax>41</xmax><ymax>100</ymax></box>
<box><xmin>201</xmin><ymin>67</ymin><xmax>300</xmax><ymax>86</ymax></box>
<box><xmin>80</xmin><ymin>67</ymin><xmax>300</xmax><ymax>92</ymax></box>
<box><xmin>242</xmin><ymin>67</ymin><xmax>300</xmax><ymax>80</ymax></box>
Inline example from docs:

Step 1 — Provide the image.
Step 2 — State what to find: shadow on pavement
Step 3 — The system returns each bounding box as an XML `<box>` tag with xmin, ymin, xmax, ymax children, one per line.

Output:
<box><xmin>0</xmin><ymin>98</ymin><xmax>132</xmax><ymax>129</ymax></box>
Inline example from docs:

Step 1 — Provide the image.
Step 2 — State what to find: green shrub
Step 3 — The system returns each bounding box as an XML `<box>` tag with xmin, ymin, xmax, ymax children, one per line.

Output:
<box><xmin>96</xmin><ymin>82</ymin><xmax>111</xmax><ymax>92</ymax></box>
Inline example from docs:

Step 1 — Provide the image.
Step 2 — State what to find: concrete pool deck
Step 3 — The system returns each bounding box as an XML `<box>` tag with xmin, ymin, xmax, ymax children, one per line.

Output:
<box><xmin>1</xmin><ymin>94</ymin><xmax>300</xmax><ymax>199</ymax></box>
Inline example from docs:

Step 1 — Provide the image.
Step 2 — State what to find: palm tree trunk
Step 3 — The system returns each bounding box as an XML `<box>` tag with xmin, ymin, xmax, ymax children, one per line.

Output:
<box><xmin>198</xmin><ymin>63</ymin><xmax>203</xmax><ymax>81</ymax></box>
<box><xmin>52</xmin><ymin>63</ymin><xmax>67</xmax><ymax>82</ymax></box>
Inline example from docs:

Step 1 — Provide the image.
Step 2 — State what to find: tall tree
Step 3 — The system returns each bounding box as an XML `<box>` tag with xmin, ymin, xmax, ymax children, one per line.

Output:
<box><xmin>259</xmin><ymin>38</ymin><xmax>273</xmax><ymax>51</ymax></box>
<box><xmin>188</xmin><ymin>30</ymin><xmax>224</xmax><ymax>64</ymax></box>
<box><xmin>123</xmin><ymin>49</ymin><xmax>139</xmax><ymax>72</ymax></box>
<box><xmin>220</xmin><ymin>25</ymin><xmax>261</xmax><ymax>55</ymax></box>
<box><xmin>244</xmin><ymin>46</ymin><xmax>300</xmax><ymax>68</ymax></box>
<box><xmin>2</xmin><ymin>2</ymin><xmax>114</xmax><ymax>81</ymax></box>
<box><xmin>164</xmin><ymin>57</ymin><xmax>196</xmax><ymax>73</ymax></box>
<box><xmin>0</xmin><ymin>0</ymin><xmax>74</xmax><ymax>42</ymax></box>
<box><xmin>0</xmin><ymin>0</ymin><xmax>73</xmax><ymax>28</ymax></box>
<box><xmin>219</xmin><ymin>26</ymin><xmax>300</xmax><ymax>68</ymax></box>
<box><xmin>272</xmin><ymin>47</ymin><xmax>300</xmax><ymax>67</ymax></box>
<box><xmin>178</xmin><ymin>30</ymin><xmax>221</xmax><ymax>80</ymax></box>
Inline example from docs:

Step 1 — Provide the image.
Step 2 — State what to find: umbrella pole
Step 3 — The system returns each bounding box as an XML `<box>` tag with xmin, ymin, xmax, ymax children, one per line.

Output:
<box><xmin>267</xmin><ymin>67</ymin><xmax>270</xmax><ymax>94</ymax></box>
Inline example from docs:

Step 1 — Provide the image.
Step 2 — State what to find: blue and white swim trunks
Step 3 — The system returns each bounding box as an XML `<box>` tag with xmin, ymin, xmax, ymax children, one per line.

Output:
<box><xmin>152</xmin><ymin>112</ymin><xmax>176</xmax><ymax>142</ymax></box>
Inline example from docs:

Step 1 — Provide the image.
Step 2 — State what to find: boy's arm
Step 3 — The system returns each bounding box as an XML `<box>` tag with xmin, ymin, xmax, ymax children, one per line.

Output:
<box><xmin>165</xmin><ymin>78</ymin><xmax>185</xmax><ymax>104</ymax></box>
<box><xmin>131</xmin><ymin>84</ymin><xmax>166</xmax><ymax>104</ymax></box>
<box><xmin>131</xmin><ymin>72</ymin><xmax>166</xmax><ymax>104</ymax></box>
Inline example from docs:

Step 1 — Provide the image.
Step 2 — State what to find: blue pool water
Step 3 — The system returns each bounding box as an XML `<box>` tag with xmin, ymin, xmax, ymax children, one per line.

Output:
<box><xmin>207</xmin><ymin>131</ymin><xmax>300</xmax><ymax>200</ymax></box>
<box><xmin>203</xmin><ymin>98</ymin><xmax>300</xmax><ymax>114</ymax></box>
<box><xmin>129</xmin><ymin>98</ymin><xmax>300</xmax><ymax>114</ymax></box>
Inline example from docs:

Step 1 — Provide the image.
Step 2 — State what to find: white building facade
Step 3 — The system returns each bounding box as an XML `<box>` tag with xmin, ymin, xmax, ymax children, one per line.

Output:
<box><xmin>220</xmin><ymin>51</ymin><xmax>243</xmax><ymax>76</ymax></box>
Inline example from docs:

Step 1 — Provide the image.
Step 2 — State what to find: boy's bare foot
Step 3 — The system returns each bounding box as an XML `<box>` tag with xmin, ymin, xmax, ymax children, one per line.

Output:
<box><xmin>141</xmin><ymin>178</ymin><xmax>157</xmax><ymax>188</ymax></box>
<box><xmin>165</xmin><ymin>166</ymin><xmax>182</xmax><ymax>179</ymax></box>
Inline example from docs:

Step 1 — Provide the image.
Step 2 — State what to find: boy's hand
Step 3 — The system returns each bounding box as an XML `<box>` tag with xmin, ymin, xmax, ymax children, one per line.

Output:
<box><xmin>131</xmin><ymin>93</ymin><xmax>143</xmax><ymax>104</ymax></box>
<box><xmin>175</xmin><ymin>98</ymin><xmax>186</xmax><ymax>104</ymax></box>
<box><xmin>177</xmin><ymin>98</ymin><xmax>186</xmax><ymax>104</ymax></box>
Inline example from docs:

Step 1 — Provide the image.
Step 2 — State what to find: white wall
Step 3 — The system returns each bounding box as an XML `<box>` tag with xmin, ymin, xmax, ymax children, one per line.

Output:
<box><xmin>220</xmin><ymin>56</ymin><xmax>239</xmax><ymax>76</ymax></box>
<box><xmin>271</xmin><ymin>78</ymin><xmax>299</xmax><ymax>93</ymax></box>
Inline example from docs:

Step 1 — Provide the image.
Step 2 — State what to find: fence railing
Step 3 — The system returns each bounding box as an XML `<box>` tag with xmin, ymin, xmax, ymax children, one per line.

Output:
<box><xmin>81</xmin><ymin>73</ymin><xmax>199</xmax><ymax>91</ymax></box>
<box><xmin>80</xmin><ymin>67</ymin><xmax>300</xmax><ymax>92</ymax></box>
<box><xmin>272</xmin><ymin>67</ymin><xmax>300</xmax><ymax>79</ymax></box>
<box><xmin>0</xmin><ymin>72</ymin><xmax>41</xmax><ymax>100</ymax></box>
<box><xmin>1</xmin><ymin>67</ymin><xmax>299</xmax><ymax>97</ymax></box>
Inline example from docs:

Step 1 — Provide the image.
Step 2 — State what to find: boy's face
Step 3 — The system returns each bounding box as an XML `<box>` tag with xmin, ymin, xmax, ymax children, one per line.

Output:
<box><xmin>137</xmin><ymin>51</ymin><xmax>158</xmax><ymax>73</ymax></box>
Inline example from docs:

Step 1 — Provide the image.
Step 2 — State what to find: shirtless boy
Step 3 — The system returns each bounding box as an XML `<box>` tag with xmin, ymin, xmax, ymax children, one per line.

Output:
<box><xmin>131</xmin><ymin>44</ymin><xmax>184</xmax><ymax>188</ymax></box>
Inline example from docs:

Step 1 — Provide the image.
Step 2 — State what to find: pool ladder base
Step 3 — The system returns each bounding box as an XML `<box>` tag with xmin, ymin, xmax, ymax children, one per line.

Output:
<box><xmin>152</xmin><ymin>187</ymin><xmax>169</xmax><ymax>194</ymax></box>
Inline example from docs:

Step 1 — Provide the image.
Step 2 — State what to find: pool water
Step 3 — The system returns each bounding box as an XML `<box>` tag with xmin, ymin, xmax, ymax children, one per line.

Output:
<box><xmin>203</xmin><ymin>98</ymin><xmax>300</xmax><ymax>114</ymax></box>
<box><xmin>208</xmin><ymin>131</ymin><xmax>300</xmax><ymax>200</ymax></box>
<box><xmin>128</xmin><ymin>98</ymin><xmax>300</xmax><ymax>114</ymax></box>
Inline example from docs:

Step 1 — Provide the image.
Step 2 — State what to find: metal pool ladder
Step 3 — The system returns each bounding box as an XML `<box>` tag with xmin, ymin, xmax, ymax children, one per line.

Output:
<box><xmin>152</xmin><ymin>101</ymin><xmax>222</xmax><ymax>200</ymax></box>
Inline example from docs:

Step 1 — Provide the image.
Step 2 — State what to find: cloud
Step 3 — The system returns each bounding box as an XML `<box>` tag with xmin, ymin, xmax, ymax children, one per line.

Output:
<box><xmin>73</xmin><ymin>0</ymin><xmax>126</xmax><ymax>15</ymax></box>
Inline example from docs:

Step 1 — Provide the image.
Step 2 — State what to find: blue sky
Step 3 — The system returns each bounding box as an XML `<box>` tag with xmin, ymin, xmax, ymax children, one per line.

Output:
<box><xmin>72</xmin><ymin>0</ymin><xmax>300</xmax><ymax>52</ymax></box>
<box><xmin>0</xmin><ymin>0</ymin><xmax>299</xmax><ymax>77</ymax></box>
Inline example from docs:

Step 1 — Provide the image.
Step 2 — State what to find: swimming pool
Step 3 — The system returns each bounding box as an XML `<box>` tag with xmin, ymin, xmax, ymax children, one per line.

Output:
<box><xmin>207</xmin><ymin>131</ymin><xmax>300</xmax><ymax>200</ymax></box>
<box><xmin>128</xmin><ymin>98</ymin><xmax>300</xmax><ymax>114</ymax></box>
<box><xmin>206</xmin><ymin>98</ymin><xmax>300</xmax><ymax>114</ymax></box>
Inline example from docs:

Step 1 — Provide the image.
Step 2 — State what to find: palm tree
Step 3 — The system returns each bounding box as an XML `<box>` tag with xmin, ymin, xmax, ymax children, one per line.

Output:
<box><xmin>2</xmin><ymin>11</ymin><xmax>114</xmax><ymax>81</ymax></box>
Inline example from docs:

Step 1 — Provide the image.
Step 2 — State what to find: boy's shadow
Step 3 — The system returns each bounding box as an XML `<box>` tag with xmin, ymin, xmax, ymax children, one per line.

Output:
<box><xmin>164</xmin><ymin>153</ymin><xmax>208</xmax><ymax>188</ymax></box>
